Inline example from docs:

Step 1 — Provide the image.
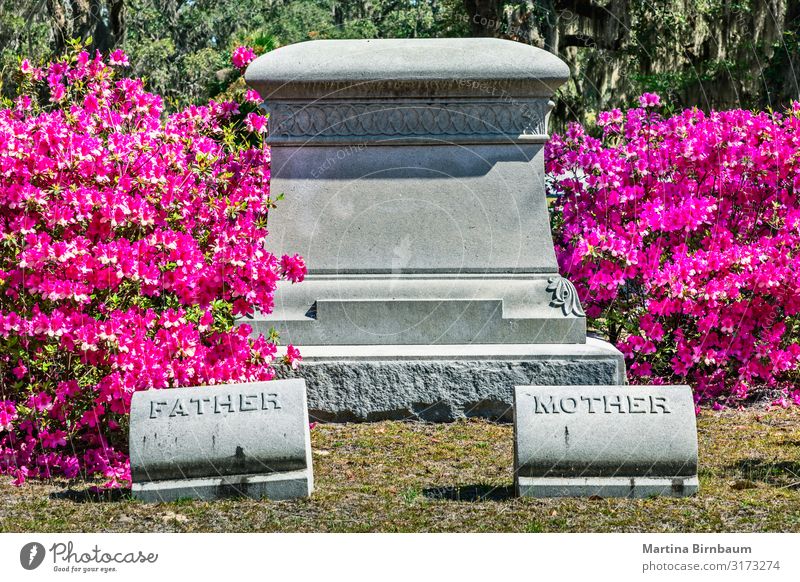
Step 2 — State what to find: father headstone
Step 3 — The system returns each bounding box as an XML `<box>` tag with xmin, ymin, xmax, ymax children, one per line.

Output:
<box><xmin>129</xmin><ymin>379</ymin><xmax>313</xmax><ymax>502</ymax></box>
<box><xmin>244</xmin><ymin>38</ymin><xmax>626</xmax><ymax>422</ymax></box>
<box><xmin>514</xmin><ymin>385</ymin><xmax>699</xmax><ymax>497</ymax></box>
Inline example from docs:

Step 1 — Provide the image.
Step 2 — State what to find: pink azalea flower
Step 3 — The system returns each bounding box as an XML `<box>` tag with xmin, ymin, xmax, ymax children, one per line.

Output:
<box><xmin>49</xmin><ymin>83</ymin><xmax>66</xmax><ymax>102</ymax></box>
<box><xmin>637</xmin><ymin>92</ymin><xmax>661</xmax><ymax>108</ymax></box>
<box><xmin>40</xmin><ymin>430</ymin><xmax>68</xmax><ymax>449</ymax></box>
<box><xmin>280</xmin><ymin>254</ymin><xmax>306</xmax><ymax>283</ymax></box>
<box><xmin>231</xmin><ymin>46</ymin><xmax>257</xmax><ymax>70</ymax></box>
<box><xmin>245</xmin><ymin>112</ymin><xmax>267</xmax><ymax>133</ymax></box>
<box><xmin>108</xmin><ymin>49</ymin><xmax>130</xmax><ymax>67</ymax></box>
<box><xmin>284</xmin><ymin>345</ymin><xmax>302</xmax><ymax>370</ymax></box>
<box><xmin>61</xmin><ymin>456</ymin><xmax>81</xmax><ymax>479</ymax></box>
<box><xmin>13</xmin><ymin>467</ymin><xmax>29</xmax><ymax>486</ymax></box>
<box><xmin>245</xmin><ymin>89</ymin><xmax>262</xmax><ymax>104</ymax></box>
<box><xmin>0</xmin><ymin>402</ymin><xmax>17</xmax><ymax>431</ymax></box>
<box><xmin>11</xmin><ymin>360</ymin><xmax>27</xmax><ymax>380</ymax></box>
<box><xmin>14</xmin><ymin>95</ymin><xmax>32</xmax><ymax>111</ymax></box>
<box><xmin>27</xmin><ymin>392</ymin><xmax>52</xmax><ymax>412</ymax></box>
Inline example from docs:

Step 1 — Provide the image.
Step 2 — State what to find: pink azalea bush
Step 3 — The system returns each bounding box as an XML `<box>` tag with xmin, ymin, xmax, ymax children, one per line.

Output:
<box><xmin>548</xmin><ymin>97</ymin><xmax>800</xmax><ymax>409</ymax></box>
<box><xmin>0</xmin><ymin>45</ymin><xmax>306</xmax><ymax>487</ymax></box>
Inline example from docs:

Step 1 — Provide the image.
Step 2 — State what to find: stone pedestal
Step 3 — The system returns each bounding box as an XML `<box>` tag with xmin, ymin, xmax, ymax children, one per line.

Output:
<box><xmin>245</xmin><ymin>39</ymin><xmax>625</xmax><ymax>421</ymax></box>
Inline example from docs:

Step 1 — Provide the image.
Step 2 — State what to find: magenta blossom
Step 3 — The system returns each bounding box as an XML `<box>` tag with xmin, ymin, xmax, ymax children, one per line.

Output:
<box><xmin>108</xmin><ymin>49</ymin><xmax>130</xmax><ymax>67</ymax></box>
<box><xmin>245</xmin><ymin>112</ymin><xmax>267</xmax><ymax>133</ymax></box>
<box><xmin>280</xmin><ymin>254</ymin><xmax>306</xmax><ymax>283</ymax></box>
<box><xmin>245</xmin><ymin>89</ymin><xmax>263</xmax><ymax>104</ymax></box>
<box><xmin>232</xmin><ymin>46</ymin><xmax>257</xmax><ymax>70</ymax></box>
<box><xmin>284</xmin><ymin>345</ymin><xmax>302</xmax><ymax>370</ymax></box>
<box><xmin>548</xmin><ymin>100</ymin><xmax>800</xmax><ymax>408</ymax></box>
<box><xmin>637</xmin><ymin>92</ymin><xmax>661</xmax><ymax>108</ymax></box>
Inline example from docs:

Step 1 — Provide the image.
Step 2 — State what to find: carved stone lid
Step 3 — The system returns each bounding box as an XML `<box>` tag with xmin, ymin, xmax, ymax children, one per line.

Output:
<box><xmin>245</xmin><ymin>38</ymin><xmax>570</xmax><ymax>100</ymax></box>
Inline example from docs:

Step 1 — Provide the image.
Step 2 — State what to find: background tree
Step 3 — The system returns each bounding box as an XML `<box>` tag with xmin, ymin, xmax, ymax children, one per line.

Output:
<box><xmin>463</xmin><ymin>1</ymin><xmax>800</xmax><ymax>127</ymax></box>
<box><xmin>0</xmin><ymin>0</ymin><xmax>51</xmax><ymax>97</ymax></box>
<box><xmin>2</xmin><ymin>0</ymin><xmax>798</xmax><ymax>124</ymax></box>
<box><xmin>46</xmin><ymin>0</ymin><xmax>125</xmax><ymax>53</ymax></box>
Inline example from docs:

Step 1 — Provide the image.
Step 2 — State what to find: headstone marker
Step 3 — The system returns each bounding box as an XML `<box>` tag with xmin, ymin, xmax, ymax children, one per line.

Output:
<box><xmin>129</xmin><ymin>379</ymin><xmax>313</xmax><ymax>502</ymax></box>
<box><xmin>514</xmin><ymin>385</ymin><xmax>699</xmax><ymax>497</ymax></box>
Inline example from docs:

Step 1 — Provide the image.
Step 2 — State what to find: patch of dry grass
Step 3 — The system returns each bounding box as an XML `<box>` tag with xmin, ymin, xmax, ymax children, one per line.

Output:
<box><xmin>1</xmin><ymin>408</ymin><xmax>798</xmax><ymax>532</ymax></box>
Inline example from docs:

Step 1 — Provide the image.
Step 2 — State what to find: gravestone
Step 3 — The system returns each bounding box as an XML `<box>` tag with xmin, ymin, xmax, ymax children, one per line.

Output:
<box><xmin>514</xmin><ymin>385</ymin><xmax>699</xmax><ymax>497</ymax></box>
<box><xmin>244</xmin><ymin>38</ymin><xmax>626</xmax><ymax>421</ymax></box>
<box><xmin>129</xmin><ymin>379</ymin><xmax>313</xmax><ymax>502</ymax></box>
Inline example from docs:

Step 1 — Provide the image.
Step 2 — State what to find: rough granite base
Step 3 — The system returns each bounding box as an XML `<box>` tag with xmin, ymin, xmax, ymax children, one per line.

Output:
<box><xmin>132</xmin><ymin>469</ymin><xmax>313</xmax><ymax>502</ymax></box>
<box><xmin>276</xmin><ymin>338</ymin><xmax>625</xmax><ymax>422</ymax></box>
<box><xmin>516</xmin><ymin>476</ymin><xmax>699</xmax><ymax>498</ymax></box>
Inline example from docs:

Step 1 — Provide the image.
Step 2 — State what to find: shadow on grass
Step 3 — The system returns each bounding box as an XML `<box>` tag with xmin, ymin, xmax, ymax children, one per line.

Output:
<box><xmin>422</xmin><ymin>484</ymin><xmax>514</xmax><ymax>502</ymax></box>
<box><xmin>50</xmin><ymin>488</ymin><xmax>131</xmax><ymax>503</ymax></box>
<box><xmin>731</xmin><ymin>459</ymin><xmax>800</xmax><ymax>487</ymax></box>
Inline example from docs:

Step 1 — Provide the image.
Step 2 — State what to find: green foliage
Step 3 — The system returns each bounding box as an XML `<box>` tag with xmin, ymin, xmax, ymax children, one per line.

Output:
<box><xmin>537</xmin><ymin>0</ymin><xmax>800</xmax><ymax>128</ymax></box>
<box><xmin>0</xmin><ymin>1</ymin><xmax>467</xmax><ymax>110</ymax></box>
<box><xmin>0</xmin><ymin>0</ymin><xmax>51</xmax><ymax>97</ymax></box>
<box><xmin>1</xmin><ymin>1</ymin><xmax>797</xmax><ymax>125</ymax></box>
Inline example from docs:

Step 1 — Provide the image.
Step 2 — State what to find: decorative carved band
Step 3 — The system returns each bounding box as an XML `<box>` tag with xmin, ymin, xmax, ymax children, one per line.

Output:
<box><xmin>546</xmin><ymin>276</ymin><xmax>586</xmax><ymax>317</ymax></box>
<box><xmin>266</xmin><ymin>99</ymin><xmax>552</xmax><ymax>144</ymax></box>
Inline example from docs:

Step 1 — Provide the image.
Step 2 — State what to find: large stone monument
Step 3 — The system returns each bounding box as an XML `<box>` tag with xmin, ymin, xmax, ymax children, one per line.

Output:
<box><xmin>245</xmin><ymin>38</ymin><xmax>625</xmax><ymax>421</ymax></box>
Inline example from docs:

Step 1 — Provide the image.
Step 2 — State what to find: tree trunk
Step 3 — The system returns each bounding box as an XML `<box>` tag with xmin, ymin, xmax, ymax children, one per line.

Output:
<box><xmin>46</xmin><ymin>0</ymin><xmax>125</xmax><ymax>54</ymax></box>
<box><xmin>462</xmin><ymin>0</ymin><xmax>503</xmax><ymax>37</ymax></box>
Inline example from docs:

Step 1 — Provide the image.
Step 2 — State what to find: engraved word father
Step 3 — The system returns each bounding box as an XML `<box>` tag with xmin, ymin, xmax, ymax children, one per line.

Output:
<box><xmin>149</xmin><ymin>391</ymin><xmax>281</xmax><ymax>419</ymax></box>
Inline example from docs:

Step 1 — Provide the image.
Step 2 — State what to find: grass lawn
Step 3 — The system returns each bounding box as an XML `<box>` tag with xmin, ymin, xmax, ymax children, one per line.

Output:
<box><xmin>1</xmin><ymin>408</ymin><xmax>799</xmax><ymax>532</ymax></box>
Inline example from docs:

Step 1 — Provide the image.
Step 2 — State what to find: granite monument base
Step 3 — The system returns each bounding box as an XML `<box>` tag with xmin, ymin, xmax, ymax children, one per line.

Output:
<box><xmin>276</xmin><ymin>338</ymin><xmax>625</xmax><ymax>422</ymax></box>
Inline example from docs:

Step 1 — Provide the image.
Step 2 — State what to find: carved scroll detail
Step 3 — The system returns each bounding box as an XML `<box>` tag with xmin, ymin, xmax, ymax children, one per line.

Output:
<box><xmin>268</xmin><ymin>100</ymin><xmax>550</xmax><ymax>140</ymax></box>
<box><xmin>546</xmin><ymin>276</ymin><xmax>586</xmax><ymax>317</ymax></box>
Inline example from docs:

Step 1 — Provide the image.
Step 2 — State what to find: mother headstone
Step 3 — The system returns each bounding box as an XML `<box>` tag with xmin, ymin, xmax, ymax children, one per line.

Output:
<box><xmin>245</xmin><ymin>38</ymin><xmax>625</xmax><ymax>421</ymax></box>
<box><xmin>514</xmin><ymin>385</ymin><xmax>699</xmax><ymax>497</ymax></box>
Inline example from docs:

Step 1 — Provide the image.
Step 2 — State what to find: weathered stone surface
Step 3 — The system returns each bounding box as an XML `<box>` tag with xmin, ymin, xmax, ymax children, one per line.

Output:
<box><xmin>275</xmin><ymin>339</ymin><xmax>625</xmax><ymax>422</ymax></box>
<box><xmin>513</xmin><ymin>385</ymin><xmax>698</xmax><ymax>498</ymax></box>
<box><xmin>245</xmin><ymin>38</ymin><xmax>570</xmax><ymax>101</ymax></box>
<box><xmin>258</xmin><ymin>144</ymin><xmax>557</xmax><ymax>274</ymax></box>
<box><xmin>248</xmin><ymin>276</ymin><xmax>586</xmax><ymax>346</ymax></box>
<box><xmin>132</xmin><ymin>471</ymin><xmax>312</xmax><ymax>503</ymax></box>
<box><xmin>244</xmin><ymin>38</ymin><xmax>587</xmax><ymax>350</ymax></box>
<box><xmin>129</xmin><ymin>379</ymin><xmax>313</xmax><ymax>502</ymax></box>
